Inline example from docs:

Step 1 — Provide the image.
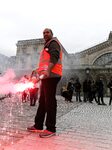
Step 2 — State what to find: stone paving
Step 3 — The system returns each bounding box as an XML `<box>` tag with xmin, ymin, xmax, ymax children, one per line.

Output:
<box><xmin>0</xmin><ymin>95</ymin><xmax>112</xmax><ymax>150</ymax></box>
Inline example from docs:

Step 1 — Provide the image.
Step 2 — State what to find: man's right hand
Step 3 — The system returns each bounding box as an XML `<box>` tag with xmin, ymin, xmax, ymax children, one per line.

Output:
<box><xmin>40</xmin><ymin>70</ymin><xmax>50</xmax><ymax>79</ymax></box>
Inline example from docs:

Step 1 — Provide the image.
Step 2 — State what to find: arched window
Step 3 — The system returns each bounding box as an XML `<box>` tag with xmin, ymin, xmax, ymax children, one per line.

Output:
<box><xmin>93</xmin><ymin>52</ymin><xmax>112</xmax><ymax>66</ymax></box>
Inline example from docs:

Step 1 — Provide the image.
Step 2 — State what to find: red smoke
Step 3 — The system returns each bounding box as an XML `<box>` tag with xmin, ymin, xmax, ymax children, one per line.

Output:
<box><xmin>0</xmin><ymin>69</ymin><xmax>34</xmax><ymax>94</ymax></box>
<box><xmin>14</xmin><ymin>82</ymin><xmax>34</xmax><ymax>93</ymax></box>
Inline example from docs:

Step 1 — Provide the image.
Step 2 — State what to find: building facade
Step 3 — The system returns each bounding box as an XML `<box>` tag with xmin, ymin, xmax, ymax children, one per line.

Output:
<box><xmin>14</xmin><ymin>32</ymin><xmax>112</xmax><ymax>95</ymax></box>
<box><xmin>1</xmin><ymin>32</ymin><xmax>112</xmax><ymax>95</ymax></box>
<box><xmin>15</xmin><ymin>38</ymin><xmax>70</xmax><ymax>77</ymax></box>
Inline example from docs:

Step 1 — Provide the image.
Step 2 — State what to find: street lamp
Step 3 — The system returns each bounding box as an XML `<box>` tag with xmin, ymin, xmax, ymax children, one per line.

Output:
<box><xmin>85</xmin><ymin>68</ymin><xmax>90</xmax><ymax>75</ymax></box>
<box><xmin>85</xmin><ymin>68</ymin><xmax>91</xmax><ymax>81</ymax></box>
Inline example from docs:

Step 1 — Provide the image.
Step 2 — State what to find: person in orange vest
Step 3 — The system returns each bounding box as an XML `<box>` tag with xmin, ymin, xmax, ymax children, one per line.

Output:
<box><xmin>27</xmin><ymin>28</ymin><xmax>62</xmax><ymax>138</ymax></box>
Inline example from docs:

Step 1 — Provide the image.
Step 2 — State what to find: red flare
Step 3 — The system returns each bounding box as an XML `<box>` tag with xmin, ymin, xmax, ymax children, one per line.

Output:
<box><xmin>14</xmin><ymin>82</ymin><xmax>34</xmax><ymax>93</ymax></box>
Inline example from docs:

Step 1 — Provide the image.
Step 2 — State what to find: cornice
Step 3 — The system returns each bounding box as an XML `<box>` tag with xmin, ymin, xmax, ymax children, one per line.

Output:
<box><xmin>16</xmin><ymin>38</ymin><xmax>44</xmax><ymax>46</ymax></box>
<box><xmin>16</xmin><ymin>37</ymin><xmax>69</xmax><ymax>56</ymax></box>
<box><xmin>75</xmin><ymin>39</ymin><xmax>112</xmax><ymax>58</ymax></box>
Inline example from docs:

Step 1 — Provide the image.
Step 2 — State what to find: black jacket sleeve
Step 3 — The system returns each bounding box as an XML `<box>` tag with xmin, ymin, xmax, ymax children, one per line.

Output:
<box><xmin>47</xmin><ymin>40</ymin><xmax>61</xmax><ymax>64</ymax></box>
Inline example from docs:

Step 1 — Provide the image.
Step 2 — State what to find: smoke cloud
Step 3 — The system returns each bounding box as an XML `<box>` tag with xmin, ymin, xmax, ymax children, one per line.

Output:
<box><xmin>0</xmin><ymin>69</ymin><xmax>17</xmax><ymax>94</ymax></box>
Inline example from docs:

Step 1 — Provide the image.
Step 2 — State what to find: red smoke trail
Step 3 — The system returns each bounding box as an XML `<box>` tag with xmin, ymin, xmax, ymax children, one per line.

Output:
<box><xmin>0</xmin><ymin>69</ymin><xmax>34</xmax><ymax>94</ymax></box>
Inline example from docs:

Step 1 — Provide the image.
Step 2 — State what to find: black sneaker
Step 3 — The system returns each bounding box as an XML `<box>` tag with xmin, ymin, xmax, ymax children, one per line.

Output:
<box><xmin>27</xmin><ymin>126</ymin><xmax>42</xmax><ymax>133</ymax></box>
<box><xmin>102</xmin><ymin>103</ymin><xmax>107</xmax><ymax>105</ymax></box>
<box><xmin>98</xmin><ymin>103</ymin><xmax>102</xmax><ymax>105</ymax></box>
<box><xmin>39</xmin><ymin>130</ymin><xmax>55</xmax><ymax>138</ymax></box>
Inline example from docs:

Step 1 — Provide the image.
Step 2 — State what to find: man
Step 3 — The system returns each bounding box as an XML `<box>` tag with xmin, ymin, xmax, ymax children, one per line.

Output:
<box><xmin>29</xmin><ymin>70</ymin><xmax>39</xmax><ymax>106</ymax></box>
<box><xmin>107</xmin><ymin>77</ymin><xmax>112</xmax><ymax>105</ymax></box>
<box><xmin>83</xmin><ymin>79</ymin><xmax>88</xmax><ymax>102</ymax></box>
<box><xmin>21</xmin><ymin>75</ymin><xmax>29</xmax><ymax>103</ymax></box>
<box><xmin>96</xmin><ymin>77</ymin><xmax>106</xmax><ymax>105</ymax></box>
<box><xmin>74</xmin><ymin>78</ymin><xmax>82</xmax><ymax>102</ymax></box>
<box><xmin>91</xmin><ymin>80</ymin><xmax>98</xmax><ymax>103</ymax></box>
<box><xmin>27</xmin><ymin>28</ymin><xmax>62</xmax><ymax>138</ymax></box>
<box><xmin>66</xmin><ymin>78</ymin><xmax>75</xmax><ymax>102</ymax></box>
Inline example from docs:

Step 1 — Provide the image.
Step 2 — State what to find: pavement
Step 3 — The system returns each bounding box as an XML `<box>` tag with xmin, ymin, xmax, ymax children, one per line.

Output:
<box><xmin>0</xmin><ymin>95</ymin><xmax>112</xmax><ymax>150</ymax></box>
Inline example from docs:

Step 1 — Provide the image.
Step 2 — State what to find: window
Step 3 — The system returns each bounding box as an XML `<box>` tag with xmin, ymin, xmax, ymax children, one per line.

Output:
<box><xmin>93</xmin><ymin>52</ymin><xmax>112</xmax><ymax>66</ymax></box>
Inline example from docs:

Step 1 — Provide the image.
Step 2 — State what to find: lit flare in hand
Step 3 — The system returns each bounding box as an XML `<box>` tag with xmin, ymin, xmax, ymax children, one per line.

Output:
<box><xmin>14</xmin><ymin>82</ymin><xmax>34</xmax><ymax>93</ymax></box>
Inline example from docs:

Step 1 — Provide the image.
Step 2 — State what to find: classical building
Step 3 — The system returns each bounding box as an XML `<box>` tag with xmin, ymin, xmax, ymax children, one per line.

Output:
<box><xmin>14</xmin><ymin>32</ymin><xmax>112</xmax><ymax>95</ymax></box>
<box><xmin>15</xmin><ymin>38</ymin><xmax>70</xmax><ymax>77</ymax></box>
<box><xmin>72</xmin><ymin>32</ymin><xmax>112</xmax><ymax>80</ymax></box>
<box><xmin>70</xmin><ymin>31</ymin><xmax>112</xmax><ymax>67</ymax></box>
<box><xmin>65</xmin><ymin>31</ymin><xmax>112</xmax><ymax>95</ymax></box>
<box><xmin>0</xmin><ymin>32</ymin><xmax>112</xmax><ymax>94</ymax></box>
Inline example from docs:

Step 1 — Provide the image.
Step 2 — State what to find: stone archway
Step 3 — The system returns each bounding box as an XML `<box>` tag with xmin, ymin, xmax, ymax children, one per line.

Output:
<box><xmin>93</xmin><ymin>52</ymin><xmax>112</xmax><ymax>66</ymax></box>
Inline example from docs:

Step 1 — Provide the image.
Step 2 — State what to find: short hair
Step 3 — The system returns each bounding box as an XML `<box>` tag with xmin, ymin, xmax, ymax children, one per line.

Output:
<box><xmin>49</xmin><ymin>29</ymin><xmax>53</xmax><ymax>35</ymax></box>
<box><xmin>44</xmin><ymin>28</ymin><xmax>53</xmax><ymax>36</ymax></box>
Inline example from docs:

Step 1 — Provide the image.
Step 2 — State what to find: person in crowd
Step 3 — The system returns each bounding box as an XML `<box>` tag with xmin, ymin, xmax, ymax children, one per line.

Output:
<box><xmin>29</xmin><ymin>70</ymin><xmax>39</xmax><ymax>106</ymax></box>
<box><xmin>107</xmin><ymin>77</ymin><xmax>112</xmax><ymax>105</ymax></box>
<box><xmin>91</xmin><ymin>80</ymin><xmax>98</xmax><ymax>103</ymax></box>
<box><xmin>74</xmin><ymin>78</ymin><xmax>82</xmax><ymax>102</ymax></box>
<box><xmin>87</xmin><ymin>79</ymin><xmax>93</xmax><ymax>103</ymax></box>
<box><xmin>21</xmin><ymin>75</ymin><xmax>29</xmax><ymax>103</ymax></box>
<box><xmin>27</xmin><ymin>28</ymin><xmax>62</xmax><ymax>138</ymax></box>
<box><xmin>61</xmin><ymin>85</ymin><xmax>69</xmax><ymax>101</ymax></box>
<box><xmin>66</xmin><ymin>78</ymin><xmax>75</xmax><ymax>102</ymax></box>
<box><xmin>96</xmin><ymin>77</ymin><xmax>106</xmax><ymax>105</ymax></box>
<box><xmin>83</xmin><ymin>79</ymin><xmax>88</xmax><ymax>102</ymax></box>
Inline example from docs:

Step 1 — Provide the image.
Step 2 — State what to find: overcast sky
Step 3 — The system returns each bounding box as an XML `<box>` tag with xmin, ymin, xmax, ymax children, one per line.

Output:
<box><xmin>0</xmin><ymin>0</ymin><xmax>112</xmax><ymax>57</ymax></box>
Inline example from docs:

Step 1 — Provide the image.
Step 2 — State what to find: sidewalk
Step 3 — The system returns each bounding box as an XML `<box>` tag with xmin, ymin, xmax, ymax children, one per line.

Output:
<box><xmin>1</xmin><ymin>96</ymin><xmax>112</xmax><ymax>150</ymax></box>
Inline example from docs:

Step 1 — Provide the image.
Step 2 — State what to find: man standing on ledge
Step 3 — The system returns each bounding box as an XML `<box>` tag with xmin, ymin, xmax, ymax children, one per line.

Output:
<box><xmin>27</xmin><ymin>28</ymin><xmax>62</xmax><ymax>138</ymax></box>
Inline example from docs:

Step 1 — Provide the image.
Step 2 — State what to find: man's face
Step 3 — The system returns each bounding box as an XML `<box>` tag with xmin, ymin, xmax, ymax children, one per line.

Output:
<box><xmin>43</xmin><ymin>29</ymin><xmax>53</xmax><ymax>42</ymax></box>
